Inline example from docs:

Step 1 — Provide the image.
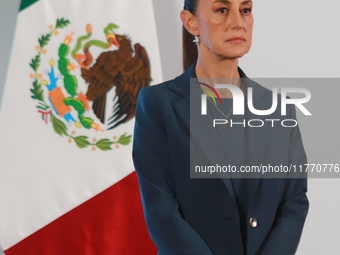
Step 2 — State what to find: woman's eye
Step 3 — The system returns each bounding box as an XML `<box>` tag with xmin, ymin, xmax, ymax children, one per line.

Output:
<box><xmin>241</xmin><ymin>8</ymin><xmax>252</xmax><ymax>15</ymax></box>
<box><xmin>217</xmin><ymin>8</ymin><xmax>228</xmax><ymax>14</ymax></box>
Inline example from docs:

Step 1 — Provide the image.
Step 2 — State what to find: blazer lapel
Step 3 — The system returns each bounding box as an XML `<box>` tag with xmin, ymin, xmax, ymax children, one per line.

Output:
<box><xmin>241</xmin><ymin>72</ymin><xmax>273</xmax><ymax>209</ymax></box>
<box><xmin>169</xmin><ymin>63</ymin><xmax>273</xmax><ymax>210</ymax></box>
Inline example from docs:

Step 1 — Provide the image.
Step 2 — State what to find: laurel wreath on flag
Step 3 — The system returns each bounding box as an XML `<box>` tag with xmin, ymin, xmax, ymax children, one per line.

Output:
<box><xmin>29</xmin><ymin>18</ymin><xmax>132</xmax><ymax>151</ymax></box>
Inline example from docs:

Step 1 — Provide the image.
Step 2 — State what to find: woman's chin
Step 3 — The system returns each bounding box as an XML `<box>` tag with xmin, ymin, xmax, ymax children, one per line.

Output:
<box><xmin>214</xmin><ymin>47</ymin><xmax>250</xmax><ymax>60</ymax></box>
<box><xmin>217</xmin><ymin>52</ymin><xmax>248</xmax><ymax>60</ymax></box>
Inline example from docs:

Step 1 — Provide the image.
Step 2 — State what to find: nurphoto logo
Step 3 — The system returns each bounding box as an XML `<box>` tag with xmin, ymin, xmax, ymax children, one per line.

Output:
<box><xmin>197</xmin><ymin>82</ymin><xmax>312</xmax><ymax>128</ymax></box>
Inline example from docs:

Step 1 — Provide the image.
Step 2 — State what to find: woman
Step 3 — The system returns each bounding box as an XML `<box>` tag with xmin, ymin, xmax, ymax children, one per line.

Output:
<box><xmin>132</xmin><ymin>0</ymin><xmax>309</xmax><ymax>254</ymax></box>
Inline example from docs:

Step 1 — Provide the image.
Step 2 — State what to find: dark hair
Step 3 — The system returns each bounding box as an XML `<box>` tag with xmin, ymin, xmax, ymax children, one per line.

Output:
<box><xmin>183</xmin><ymin>0</ymin><xmax>199</xmax><ymax>71</ymax></box>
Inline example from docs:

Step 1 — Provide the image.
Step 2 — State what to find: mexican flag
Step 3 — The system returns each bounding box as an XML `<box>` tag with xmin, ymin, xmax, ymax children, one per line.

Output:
<box><xmin>0</xmin><ymin>0</ymin><xmax>162</xmax><ymax>254</ymax></box>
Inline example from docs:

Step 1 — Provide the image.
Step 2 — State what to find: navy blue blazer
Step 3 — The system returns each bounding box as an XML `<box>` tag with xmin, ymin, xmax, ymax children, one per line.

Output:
<box><xmin>132</xmin><ymin>62</ymin><xmax>309</xmax><ymax>255</ymax></box>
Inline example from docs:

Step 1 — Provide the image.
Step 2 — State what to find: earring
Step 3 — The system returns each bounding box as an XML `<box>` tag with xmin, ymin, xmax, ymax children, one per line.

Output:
<box><xmin>193</xmin><ymin>35</ymin><xmax>199</xmax><ymax>44</ymax></box>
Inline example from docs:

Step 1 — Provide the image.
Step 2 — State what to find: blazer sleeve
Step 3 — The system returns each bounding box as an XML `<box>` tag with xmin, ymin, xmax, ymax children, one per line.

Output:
<box><xmin>132</xmin><ymin>87</ymin><xmax>214</xmax><ymax>255</ymax></box>
<box><xmin>259</xmin><ymin>101</ymin><xmax>310</xmax><ymax>255</ymax></box>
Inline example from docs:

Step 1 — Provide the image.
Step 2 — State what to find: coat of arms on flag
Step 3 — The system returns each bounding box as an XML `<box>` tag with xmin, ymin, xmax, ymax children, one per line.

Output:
<box><xmin>29</xmin><ymin>18</ymin><xmax>151</xmax><ymax>151</ymax></box>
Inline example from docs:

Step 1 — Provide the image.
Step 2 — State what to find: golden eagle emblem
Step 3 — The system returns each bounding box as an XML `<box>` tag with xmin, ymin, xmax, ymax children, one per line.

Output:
<box><xmin>81</xmin><ymin>34</ymin><xmax>151</xmax><ymax>130</ymax></box>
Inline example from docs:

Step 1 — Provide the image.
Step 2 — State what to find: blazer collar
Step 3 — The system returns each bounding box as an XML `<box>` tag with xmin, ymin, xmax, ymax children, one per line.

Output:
<box><xmin>169</xmin><ymin>61</ymin><xmax>272</xmax><ymax>211</ymax></box>
<box><xmin>169</xmin><ymin>61</ymin><xmax>271</xmax><ymax>100</ymax></box>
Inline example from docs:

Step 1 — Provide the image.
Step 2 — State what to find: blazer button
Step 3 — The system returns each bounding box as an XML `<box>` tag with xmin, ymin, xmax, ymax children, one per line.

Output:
<box><xmin>249</xmin><ymin>217</ymin><xmax>257</xmax><ymax>228</ymax></box>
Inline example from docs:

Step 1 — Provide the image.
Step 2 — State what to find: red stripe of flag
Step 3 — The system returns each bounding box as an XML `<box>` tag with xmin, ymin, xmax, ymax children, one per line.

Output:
<box><xmin>5</xmin><ymin>172</ymin><xmax>157</xmax><ymax>255</ymax></box>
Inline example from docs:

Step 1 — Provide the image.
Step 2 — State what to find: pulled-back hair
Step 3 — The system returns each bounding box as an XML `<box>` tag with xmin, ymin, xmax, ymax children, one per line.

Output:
<box><xmin>183</xmin><ymin>0</ymin><xmax>199</xmax><ymax>71</ymax></box>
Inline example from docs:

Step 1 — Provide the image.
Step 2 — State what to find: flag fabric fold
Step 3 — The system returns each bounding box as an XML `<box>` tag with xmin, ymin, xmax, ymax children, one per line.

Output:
<box><xmin>0</xmin><ymin>0</ymin><xmax>162</xmax><ymax>253</ymax></box>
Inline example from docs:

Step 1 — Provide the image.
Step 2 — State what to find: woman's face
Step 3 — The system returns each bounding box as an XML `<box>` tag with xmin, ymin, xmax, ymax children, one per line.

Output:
<box><xmin>195</xmin><ymin>0</ymin><xmax>254</xmax><ymax>59</ymax></box>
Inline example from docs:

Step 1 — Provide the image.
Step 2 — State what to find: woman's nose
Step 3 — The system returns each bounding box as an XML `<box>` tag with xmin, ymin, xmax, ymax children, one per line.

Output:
<box><xmin>229</xmin><ymin>11</ymin><xmax>245</xmax><ymax>30</ymax></box>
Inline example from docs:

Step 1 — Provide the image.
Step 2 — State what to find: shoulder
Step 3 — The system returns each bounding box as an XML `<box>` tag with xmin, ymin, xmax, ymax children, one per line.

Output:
<box><xmin>136</xmin><ymin>77</ymin><xmax>179</xmax><ymax>118</ymax></box>
<box><xmin>245</xmin><ymin>78</ymin><xmax>297</xmax><ymax>118</ymax></box>
<box><xmin>138</xmin><ymin>71</ymin><xmax>185</xmax><ymax>107</ymax></box>
<box><xmin>141</xmin><ymin>76</ymin><xmax>177</xmax><ymax>95</ymax></box>
<box><xmin>134</xmin><ymin>74</ymin><xmax>187</xmax><ymax>132</ymax></box>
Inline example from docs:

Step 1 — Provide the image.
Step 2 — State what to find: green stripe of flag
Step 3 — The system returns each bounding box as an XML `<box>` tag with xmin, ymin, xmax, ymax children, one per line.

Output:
<box><xmin>19</xmin><ymin>0</ymin><xmax>40</xmax><ymax>12</ymax></box>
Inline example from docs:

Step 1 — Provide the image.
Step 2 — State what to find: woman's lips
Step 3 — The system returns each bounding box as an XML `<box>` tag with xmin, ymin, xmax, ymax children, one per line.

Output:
<box><xmin>227</xmin><ymin>37</ymin><xmax>245</xmax><ymax>43</ymax></box>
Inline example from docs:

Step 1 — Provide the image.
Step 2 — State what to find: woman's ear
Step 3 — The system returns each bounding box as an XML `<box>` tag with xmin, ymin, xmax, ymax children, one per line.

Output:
<box><xmin>180</xmin><ymin>10</ymin><xmax>199</xmax><ymax>36</ymax></box>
